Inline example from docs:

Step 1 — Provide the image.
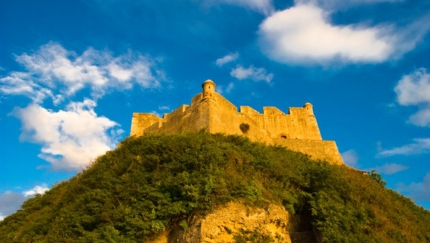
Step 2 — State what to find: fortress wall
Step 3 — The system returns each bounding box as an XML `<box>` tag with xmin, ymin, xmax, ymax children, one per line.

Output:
<box><xmin>169</xmin><ymin>104</ymin><xmax>189</xmax><ymax>117</ymax></box>
<box><xmin>213</xmin><ymin>93</ymin><xmax>237</xmax><ymax>112</ymax></box>
<box><xmin>207</xmin><ymin>98</ymin><xmax>271</xmax><ymax>143</ymax></box>
<box><xmin>130</xmin><ymin>80</ymin><xmax>343</xmax><ymax>165</ymax></box>
<box><xmin>178</xmin><ymin>99</ymin><xmax>211</xmax><ymax>133</ymax></box>
<box><xmin>240</xmin><ymin>106</ymin><xmax>265</xmax><ymax>128</ymax></box>
<box><xmin>191</xmin><ymin>93</ymin><xmax>203</xmax><ymax>104</ymax></box>
<box><xmin>273</xmin><ymin>138</ymin><xmax>343</xmax><ymax>165</ymax></box>
<box><xmin>162</xmin><ymin>104</ymin><xmax>189</xmax><ymax>125</ymax></box>
<box><xmin>144</xmin><ymin>98</ymin><xmax>211</xmax><ymax>135</ymax></box>
<box><xmin>288</xmin><ymin>108</ymin><xmax>321</xmax><ymax>140</ymax></box>
<box><xmin>263</xmin><ymin>107</ymin><xmax>292</xmax><ymax>139</ymax></box>
<box><xmin>130</xmin><ymin>113</ymin><xmax>160</xmax><ymax>137</ymax></box>
<box><xmin>262</xmin><ymin>107</ymin><xmax>322</xmax><ymax>140</ymax></box>
<box><xmin>240</xmin><ymin>106</ymin><xmax>260</xmax><ymax>116</ymax></box>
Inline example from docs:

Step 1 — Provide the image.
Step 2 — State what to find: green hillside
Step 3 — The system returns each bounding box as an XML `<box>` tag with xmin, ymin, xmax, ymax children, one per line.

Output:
<box><xmin>1</xmin><ymin>133</ymin><xmax>429</xmax><ymax>242</ymax></box>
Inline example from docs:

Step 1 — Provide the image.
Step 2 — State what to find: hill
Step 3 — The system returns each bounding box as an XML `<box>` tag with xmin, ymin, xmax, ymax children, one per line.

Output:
<box><xmin>1</xmin><ymin>132</ymin><xmax>430</xmax><ymax>242</ymax></box>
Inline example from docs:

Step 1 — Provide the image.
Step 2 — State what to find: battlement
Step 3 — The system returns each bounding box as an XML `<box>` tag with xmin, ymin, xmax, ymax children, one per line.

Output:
<box><xmin>130</xmin><ymin>80</ymin><xmax>343</xmax><ymax>165</ymax></box>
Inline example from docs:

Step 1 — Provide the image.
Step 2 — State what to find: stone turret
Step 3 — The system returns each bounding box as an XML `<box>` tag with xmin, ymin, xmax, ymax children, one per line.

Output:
<box><xmin>303</xmin><ymin>102</ymin><xmax>314</xmax><ymax>116</ymax></box>
<box><xmin>202</xmin><ymin>79</ymin><xmax>216</xmax><ymax>100</ymax></box>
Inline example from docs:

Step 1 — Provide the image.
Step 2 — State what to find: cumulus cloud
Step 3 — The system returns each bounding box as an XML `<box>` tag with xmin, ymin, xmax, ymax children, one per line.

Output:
<box><xmin>379</xmin><ymin>138</ymin><xmax>430</xmax><ymax>156</ymax></box>
<box><xmin>394</xmin><ymin>68</ymin><xmax>430</xmax><ymax>126</ymax></box>
<box><xmin>230</xmin><ymin>65</ymin><xmax>273</xmax><ymax>83</ymax></box>
<box><xmin>373</xmin><ymin>163</ymin><xmax>409</xmax><ymax>174</ymax></box>
<box><xmin>408</xmin><ymin>110</ymin><xmax>430</xmax><ymax>127</ymax></box>
<box><xmin>341</xmin><ymin>149</ymin><xmax>358</xmax><ymax>167</ymax></box>
<box><xmin>0</xmin><ymin>72</ymin><xmax>55</xmax><ymax>103</ymax></box>
<box><xmin>397</xmin><ymin>172</ymin><xmax>430</xmax><ymax>201</ymax></box>
<box><xmin>209</xmin><ymin>0</ymin><xmax>273</xmax><ymax>15</ymax></box>
<box><xmin>23</xmin><ymin>185</ymin><xmax>49</xmax><ymax>197</ymax></box>
<box><xmin>0</xmin><ymin>185</ymin><xmax>49</xmax><ymax>221</ymax></box>
<box><xmin>258</xmin><ymin>3</ymin><xmax>428</xmax><ymax>65</ymax></box>
<box><xmin>12</xmin><ymin>99</ymin><xmax>122</xmax><ymax>170</ymax></box>
<box><xmin>215</xmin><ymin>52</ymin><xmax>239</xmax><ymax>67</ymax></box>
<box><xmin>0</xmin><ymin>42</ymin><xmax>162</xmax><ymax>103</ymax></box>
<box><xmin>382</xmin><ymin>69</ymin><xmax>430</xmax><ymax>158</ymax></box>
<box><xmin>395</xmin><ymin>68</ymin><xmax>430</xmax><ymax>106</ymax></box>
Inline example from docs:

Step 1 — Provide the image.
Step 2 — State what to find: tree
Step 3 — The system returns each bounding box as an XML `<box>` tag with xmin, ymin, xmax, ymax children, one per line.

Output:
<box><xmin>368</xmin><ymin>170</ymin><xmax>386</xmax><ymax>187</ymax></box>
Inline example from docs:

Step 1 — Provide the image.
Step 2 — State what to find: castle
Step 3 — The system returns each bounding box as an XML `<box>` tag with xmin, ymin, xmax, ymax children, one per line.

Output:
<box><xmin>130</xmin><ymin>80</ymin><xmax>343</xmax><ymax>165</ymax></box>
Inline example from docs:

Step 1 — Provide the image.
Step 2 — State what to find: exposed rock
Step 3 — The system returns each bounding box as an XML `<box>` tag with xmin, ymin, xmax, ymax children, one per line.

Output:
<box><xmin>148</xmin><ymin>202</ymin><xmax>291</xmax><ymax>243</ymax></box>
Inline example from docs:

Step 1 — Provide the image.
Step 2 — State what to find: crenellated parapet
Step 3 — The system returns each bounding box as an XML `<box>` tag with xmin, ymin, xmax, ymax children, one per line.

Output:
<box><xmin>130</xmin><ymin>80</ymin><xmax>343</xmax><ymax>165</ymax></box>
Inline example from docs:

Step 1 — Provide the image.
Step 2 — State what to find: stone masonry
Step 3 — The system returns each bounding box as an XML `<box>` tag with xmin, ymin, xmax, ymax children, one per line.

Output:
<box><xmin>130</xmin><ymin>80</ymin><xmax>343</xmax><ymax>165</ymax></box>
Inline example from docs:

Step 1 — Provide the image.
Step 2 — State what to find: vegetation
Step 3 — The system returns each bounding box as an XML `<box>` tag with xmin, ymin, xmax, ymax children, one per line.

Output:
<box><xmin>239</xmin><ymin>123</ymin><xmax>250</xmax><ymax>134</ymax></box>
<box><xmin>1</xmin><ymin>132</ymin><xmax>430</xmax><ymax>242</ymax></box>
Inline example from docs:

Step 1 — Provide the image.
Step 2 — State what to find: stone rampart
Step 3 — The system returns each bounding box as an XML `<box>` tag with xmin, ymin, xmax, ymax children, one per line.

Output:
<box><xmin>273</xmin><ymin>139</ymin><xmax>344</xmax><ymax>165</ymax></box>
<box><xmin>130</xmin><ymin>113</ymin><xmax>159</xmax><ymax>137</ymax></box>
<box><xmin>130</xmin><ymin>80</ymin><xmax>344</xmax><ymax>165</ymax></box>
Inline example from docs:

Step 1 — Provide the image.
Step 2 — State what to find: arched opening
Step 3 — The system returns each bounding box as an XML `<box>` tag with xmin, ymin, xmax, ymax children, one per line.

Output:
<box><xmin>279</xmin><ymin>133</ymin><xmax>288</xmax><ymax>139</ymax></box>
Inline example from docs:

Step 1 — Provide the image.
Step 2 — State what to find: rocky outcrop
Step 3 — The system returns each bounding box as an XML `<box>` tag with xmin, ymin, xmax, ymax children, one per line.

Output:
<box><xmin>148</xmin><ymin>202</ymin><xmax>292</xmax><ymax>243</ymax></box>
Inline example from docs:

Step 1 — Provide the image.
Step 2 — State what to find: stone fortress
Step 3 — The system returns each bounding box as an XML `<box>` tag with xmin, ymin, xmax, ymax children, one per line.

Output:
<box><xmin>130</xmin><ymin>80</ymin><xmax>343</xmax><ymax>165</ymax></box>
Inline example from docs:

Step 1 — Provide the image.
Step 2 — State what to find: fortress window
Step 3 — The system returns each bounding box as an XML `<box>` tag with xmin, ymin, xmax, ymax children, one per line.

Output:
<box><xmin>281</xmin><ymin>135</ymin><xmax>287</xmax><ymax>139</ymax></box>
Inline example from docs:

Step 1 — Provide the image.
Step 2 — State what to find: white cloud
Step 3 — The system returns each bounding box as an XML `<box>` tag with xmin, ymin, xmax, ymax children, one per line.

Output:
<box><xmin>379</xmin><ymin>138</ymin><xmax>430</xmax><ymax>156</ymax></box>
<box><xmin>397</xmin><ymin>172</ymin><xmax>430</xmax><ymax>201</ymax></box>
<box><xmin>0</xmin><ymin>72</ymin><xmax>55</xmax><ymax>103</ymax></box>
<box><xmin>341</xmin><ymin>149</ymin><xmax>358</xmax><ymax>166</ymax></box>
<box><xmin>0</xmin><ymin>214</ymin><xmax>4</xmax><ymax>221</ymax></box>
<box><xmin>373</xmin><ymin>163</ymin><xmax>409</xmax><ymax>175</ymax></box>
<box><xmin>211</xmin><ymin>0</ymin><xmax>273</xmax><ymax>15</ymax></box>
<box><xmin>12</xmin><ymin>99</ymin><xmax>122</xmax><ymax>170</ymax></box>
<box><xmin>384</xmin><ymin>69</ymin><xmax>430</xmax><ymax>159</ymax></box>
<box><xmin>394</xmin><ymin>68</ymin><xmax>430</xmax><ymax>127</ymax></box>
<box><xmin>258</xmin><ymin>3</ymin><xmax>427</xmax><ymax>65</ymax></box>
<box><xmin>395</xmin><ymin>68</ymin><xmax>430</xmax><ymax>106</ymax></box>
<box><xmin>0</xmin><ymin>42</ymin><xmax>162</xmax><ymax>103</ymax></box>
<box><xmin>408</xmin><ymin>109</ymin><xmax>430</xmax><ymax>127</ymax></box>
<box><xmin>23</xmin><ymin>185</ymin><xmax>49</xmax><ymax>197</ymax></box>
<box><xmin>215</xmin><ymin>52</ymin><xmax>239</xmax><ymax>67</ymax></box>
<box><xmin>230</xmin><ymin>65</ymin><xmax>273</xmax><ymax>83</ymax></box>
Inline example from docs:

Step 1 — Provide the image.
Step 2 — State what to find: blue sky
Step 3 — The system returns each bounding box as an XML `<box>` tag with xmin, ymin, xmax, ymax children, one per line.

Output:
<box><xmin>1</xmin><ymin>0</ymin><xmax>430</xmax><ymax>219</ymax></box>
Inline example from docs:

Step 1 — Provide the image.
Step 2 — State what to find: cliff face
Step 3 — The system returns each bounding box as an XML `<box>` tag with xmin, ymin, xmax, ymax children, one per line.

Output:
<box><xmin>149</xmin><ymin>202</ymin><xmax>292</xmax><ymax>243</ymax></box>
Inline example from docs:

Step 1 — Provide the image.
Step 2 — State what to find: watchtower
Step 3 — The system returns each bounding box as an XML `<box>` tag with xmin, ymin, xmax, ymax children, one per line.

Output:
<box><xmin>202</xmin><ymin>79</ymin><xmax>216</xmax><ymax>100</ymax></box>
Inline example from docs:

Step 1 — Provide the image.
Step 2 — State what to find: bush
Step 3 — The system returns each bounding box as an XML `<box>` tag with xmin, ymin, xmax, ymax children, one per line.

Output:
<box><xmin>239</xmin><ymin>123</ymin><xmax>250</xmax><ymax>134</ymax></box>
